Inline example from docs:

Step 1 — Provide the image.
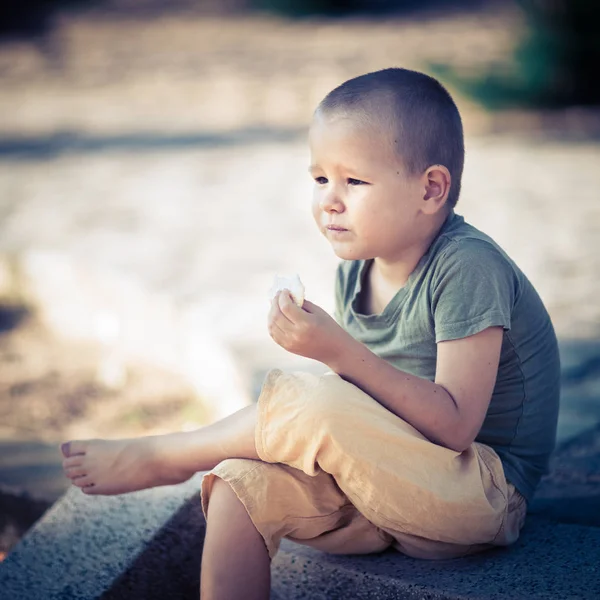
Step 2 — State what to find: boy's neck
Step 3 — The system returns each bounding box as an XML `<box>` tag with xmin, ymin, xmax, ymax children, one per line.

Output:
<box><xmin>374</xmin><ymin>209</ymin><xmax>452</xmax><ymax>288</ymax></box>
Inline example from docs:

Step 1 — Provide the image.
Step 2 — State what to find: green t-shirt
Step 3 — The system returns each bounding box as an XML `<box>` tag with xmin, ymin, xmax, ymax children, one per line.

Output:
<box><xmin>334</xmin><ymin>210</ymin><xmax>560</xmax><ymax>503</ymax></box>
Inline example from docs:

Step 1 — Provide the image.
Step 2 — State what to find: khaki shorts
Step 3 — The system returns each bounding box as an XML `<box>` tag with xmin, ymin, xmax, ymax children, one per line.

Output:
<box><xmin>201</xmin><ymin>369</ymin><xmax>528</xmax><ymax>561</ymax></box>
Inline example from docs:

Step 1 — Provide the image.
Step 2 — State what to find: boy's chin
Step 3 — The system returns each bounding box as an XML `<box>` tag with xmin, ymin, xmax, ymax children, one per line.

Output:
<box><xmin>331</xmin><ymin>247</ymin><xmax>372</xmax><ymax>262</ymax></box>
<box><xmin>324</xmin><ymin>236</ymin><xmax>374</xmax><ymax>261</ymax></box>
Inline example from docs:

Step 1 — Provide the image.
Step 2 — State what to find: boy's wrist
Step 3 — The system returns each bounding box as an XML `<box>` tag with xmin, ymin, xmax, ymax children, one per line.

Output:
<box><xmin>323</xmin><ymin>333</ymin><xmax>363</xmax><ymax>375</ymax></box>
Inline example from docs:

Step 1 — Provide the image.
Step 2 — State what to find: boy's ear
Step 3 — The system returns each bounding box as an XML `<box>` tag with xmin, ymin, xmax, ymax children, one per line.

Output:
<box><xmin>422</xmin><ymin>165</ymin><xmax>451</xmax><ymax>214</ymax></box>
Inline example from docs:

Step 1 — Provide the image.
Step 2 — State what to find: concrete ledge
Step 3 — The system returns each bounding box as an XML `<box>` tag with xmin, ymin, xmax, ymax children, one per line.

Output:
<box><xmin>0</xmin><ymin>474</ymin><xmax>206</xmax><ymax>600</ymax></box>
<box><xmin>272</xmin><ymin>518</ymin><xmax>600</xmax><ymax>600</ymax></box>
<box><xmin>2</xmin><ymin>485</ymin><xmax>598</xmax><ymax>600</ymax></box>
<box><xmin>529</xmin><ymin>423</ymin><xmax>600</xmax><ymax>527</ymax></box>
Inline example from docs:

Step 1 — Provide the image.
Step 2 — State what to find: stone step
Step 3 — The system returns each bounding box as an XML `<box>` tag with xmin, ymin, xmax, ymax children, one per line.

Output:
<box><xmin>1</xmin><ymin>483</ymin><xmax>599</xmax><ymax>600</ymax></box>
<box><xmin>272</xmin><ymin>518</ymin><xmax>600</xmax><ymax>600</ymax></box>
<box><xmin>1</xmin><ymin>428</ymin><xmax>599</xmax><ymax>600</ymax></box>
<box><xmin>0</xmin><ymin>474</ymin><xmax>207</xmax><ymax>600</ymax></box>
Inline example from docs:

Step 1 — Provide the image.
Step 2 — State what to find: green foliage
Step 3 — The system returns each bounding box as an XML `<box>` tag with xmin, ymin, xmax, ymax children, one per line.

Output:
<box><xmin>252</xmin><ymin>0</ymin><xmax>359</xmax><ymax>16</ymax></box>
<box><xmin>431</xmin><ymin>0</ymin><xmax>600</xmax><ymax>109</ymax></box>
<box><xmin>0</xmin><ymin>0</ymin><xmax>94</xmax><ymax>36</ymax></box>
<box><xmin>251</xmin><ymin>0</ymin><xmax>430</xmax><ymax>17</ymax></box>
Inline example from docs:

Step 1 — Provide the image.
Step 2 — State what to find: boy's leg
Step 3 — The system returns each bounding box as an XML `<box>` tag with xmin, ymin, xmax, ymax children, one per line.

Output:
<box><xmin>201</xmin><ymin>476</ymin><xmax>270</xmax><ymax>600</ymax></box>
<box><xmin>60</xmin><ymin>403</ymin><xmax>259</xmax><ymax>495</ymax></box>
<box><xmin>61</xmin><ymin>366</ymin><xmax>520</xmax><ymax>560</ymax></box>
<box><xmin>201</xmin><ymin>458</ymin><xmax>394</xmax><ymax>562</ymax></box>
<box><xmin>254</xmin><ymin>369</ymin><xmax>517</xmax><ymax>553</ymax></box>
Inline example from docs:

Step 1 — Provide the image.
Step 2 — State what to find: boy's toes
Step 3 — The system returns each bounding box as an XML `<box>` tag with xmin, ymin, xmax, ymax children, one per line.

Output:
<box><xmin>72</xmin><ymin>475</ymin><xmax>95</xmax><ymax>489</ymax></box>
<box><xmin>62</xmin><ymin>456</ymin><xmax>83</xmax><ymax>470</ymax></box>
<box><xmin>65</xmin><ymin>466</ymin><xmax>87</xmax><ymax>480</ymax></box>
<box><xmin>82</xmin><ymin>484</ymin><xmax>100</xmax><ymax>495</ymax></box>
<box><xmin>60</xmin><ymin>441</ymin><xmax>72</xmax><ymax>458</ymax></box>
<box><xmin>61</xmin><ymin>440</ymin><xmax>88</xmax><ymax>458</ymax></box>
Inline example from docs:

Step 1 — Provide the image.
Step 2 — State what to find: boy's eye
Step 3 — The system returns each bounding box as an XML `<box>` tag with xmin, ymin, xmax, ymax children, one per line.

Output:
<box><xmin>313</xmin><ymin>176</ymin><xmax>367</xmax><ymax>185</ymax></box>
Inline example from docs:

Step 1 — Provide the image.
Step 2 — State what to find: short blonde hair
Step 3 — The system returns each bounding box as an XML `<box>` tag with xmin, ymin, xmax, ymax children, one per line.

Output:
<box><xmin>317</xmin><ymin>68</ymin><xmax>465</xmax><ymax>208</ymax></box>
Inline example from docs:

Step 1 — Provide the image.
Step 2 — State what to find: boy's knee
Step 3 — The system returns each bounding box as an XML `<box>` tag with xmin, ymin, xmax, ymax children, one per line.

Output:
<box><xmin>263</xmin><ymin>369</ymin><xmax>362</xmax><ymax>435</ymax></box>
<box><xmin>300</xmin><ymin>372</ymin><xmax>352</xmax><ymax>426</ymax></box>
<box><xmin>208</xmin><ymin>475</ymin><xmax>230</xmax><ymax>499</ymax></box>
<box><xmin>204</xmin><ymin>476</ymin><xmax>240</xmax><ymax>523</ymax></box>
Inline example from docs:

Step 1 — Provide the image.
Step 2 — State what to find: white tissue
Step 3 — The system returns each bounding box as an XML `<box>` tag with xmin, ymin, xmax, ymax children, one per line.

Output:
<box><xmin>269</xmin><ymin>274</ymin><xmax>305</xmax><ymax>307</ymax></box>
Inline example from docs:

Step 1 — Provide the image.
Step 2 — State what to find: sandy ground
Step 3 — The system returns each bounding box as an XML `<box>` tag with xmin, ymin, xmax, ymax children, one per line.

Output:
<box><xmin>0</xmin><ymin>309</ymin><xmax>207</xmax><ymax>444</ymax></box>
<box><xmin>1</xmin><ymin>134</ymin><xmax>599</xmax><ymax>375</ymax></box>
<box><xmin>0</xmin><ymin>7</ymin><xmax>519</xmax><ymax>135</ymax></box>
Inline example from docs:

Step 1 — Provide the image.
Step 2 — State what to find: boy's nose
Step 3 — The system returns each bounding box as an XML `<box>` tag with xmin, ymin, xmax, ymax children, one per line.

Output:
<box><xmin>320</xmin><ymin>191</ymin><xmax>344</xmax><ymax>213</ymax></box>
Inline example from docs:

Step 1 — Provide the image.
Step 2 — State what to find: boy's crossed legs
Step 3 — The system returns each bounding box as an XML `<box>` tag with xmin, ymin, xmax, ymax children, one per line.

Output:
<box><xmin>61</xmin><ymin>369</ymin><xmax>526</xmax><ymax>599</ymax></box>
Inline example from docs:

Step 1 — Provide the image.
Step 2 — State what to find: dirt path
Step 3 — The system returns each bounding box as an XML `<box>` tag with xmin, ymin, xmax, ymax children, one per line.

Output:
<box><xmin>0</xmin><ymin>307</ymin><xmax>207</xmax><ymax>445</ymax></box>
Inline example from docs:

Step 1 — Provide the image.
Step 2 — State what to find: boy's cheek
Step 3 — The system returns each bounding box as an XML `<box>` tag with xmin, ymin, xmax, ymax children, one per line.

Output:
<box><xmin>311</xmin><ymin>197</ymin><xmax>323</xmax><ymax>227</ymax></box>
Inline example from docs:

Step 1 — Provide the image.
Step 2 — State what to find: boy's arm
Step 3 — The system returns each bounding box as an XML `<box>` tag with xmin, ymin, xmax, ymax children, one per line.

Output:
<box><xmin>268</xmin><ymin>291</ymin><xmax>503</xmax><ymax>453</ymax></box>
<box><xmin>326</xmin><ymin>326</ymin><xmax>503</xmax><ymax>452</ymax></box>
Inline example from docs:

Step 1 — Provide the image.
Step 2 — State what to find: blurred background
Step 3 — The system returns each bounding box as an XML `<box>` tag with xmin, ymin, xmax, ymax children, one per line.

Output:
<box><xmin>0</xmin><ymin>0</ymin><xmax>599</xmax><ymax>559</ymax></box>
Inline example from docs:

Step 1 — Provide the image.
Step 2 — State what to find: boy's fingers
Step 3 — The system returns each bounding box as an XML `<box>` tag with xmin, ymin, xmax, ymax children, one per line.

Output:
<box><xmin>269</xmin><ymin>292</ymin><xmax>294</xmax><ymax>326</ymax></box>
<box><xmin>278</xmin><ymin>291</ymin><xmax>303</xmax><ymax>321</ymax></box>
<box><xmin>267</xmin><ymin>295</ymin><xmax>279</xmax><ymax>321</ymax></box>
<box><xmin>268</xmin><ymin>320</ymin><xmax>286</xmax><ymax>341</ymax></box>
<box><xmin>297</xmin><ymin>299</ymin><xmax>327</xmax><ymax>321</ymax></box>
<box><xmin>300</xmin><ymin>299</ymin><xmax>319</xmax><ymax>313</ymax></box>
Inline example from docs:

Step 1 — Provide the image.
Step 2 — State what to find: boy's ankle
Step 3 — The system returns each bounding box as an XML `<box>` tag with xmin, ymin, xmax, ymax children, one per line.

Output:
<box><xmin>149</xmin><ymin>433</ymin><xmax>196</xmax><ymax>483</ymax></box>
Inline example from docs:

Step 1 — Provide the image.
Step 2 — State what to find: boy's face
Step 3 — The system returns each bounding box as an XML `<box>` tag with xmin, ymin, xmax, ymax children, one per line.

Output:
<box><xmin>309</xmin><ymin>112</ymin><xmax>426</xmax><ymax>264</ymax></box>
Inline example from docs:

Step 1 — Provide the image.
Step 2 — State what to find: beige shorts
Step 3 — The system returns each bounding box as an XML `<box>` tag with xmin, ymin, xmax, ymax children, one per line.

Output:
<box><xmin>201</xmin><ymin>369</ymin><xmax>528</xmax><ymax>561</ymax></box>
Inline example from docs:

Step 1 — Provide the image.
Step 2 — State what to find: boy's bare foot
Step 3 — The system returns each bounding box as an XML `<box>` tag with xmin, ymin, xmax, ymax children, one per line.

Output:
<box><xmin>60</xmin><ymin>434</ymin><xmax>197</xmax><ymax>495</ymax></box>
<box><xmin>60</xmin><ymin>403</ymin><xmax>260</xmax><ymax>495</ymax></box>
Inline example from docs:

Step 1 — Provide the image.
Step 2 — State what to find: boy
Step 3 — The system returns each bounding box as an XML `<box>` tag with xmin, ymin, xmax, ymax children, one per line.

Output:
<box><xmin>60</xmin><ymin>68</ymin><xmax>560</xmax><ymax>600</ymax></box>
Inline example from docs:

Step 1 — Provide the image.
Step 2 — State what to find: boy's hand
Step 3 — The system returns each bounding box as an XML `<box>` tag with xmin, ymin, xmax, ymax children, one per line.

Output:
<box><xmin>268</xmin><ymin>291</ymin><xmax>351</xmax><ymax>365</ymax></box>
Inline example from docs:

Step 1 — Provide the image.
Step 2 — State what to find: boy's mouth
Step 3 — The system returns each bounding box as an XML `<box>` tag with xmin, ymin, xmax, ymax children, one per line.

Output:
<box><xmin>326</xmin><ymin>225</ymin><xmax>348</xmax><ymax>232</ymax></box>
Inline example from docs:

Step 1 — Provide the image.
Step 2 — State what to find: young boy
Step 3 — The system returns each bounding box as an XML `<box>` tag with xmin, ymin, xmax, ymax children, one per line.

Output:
<box><xmin>60</xmin><ymin>68</ymin><xmax>560</xmax><ymax>600</ymax></box>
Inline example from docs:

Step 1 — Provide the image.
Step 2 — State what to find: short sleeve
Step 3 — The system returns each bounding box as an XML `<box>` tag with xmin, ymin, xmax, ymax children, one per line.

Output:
<box><xmin>431</xmin><ymin>240</ymin><xmax>516</xmax><ymax>343</ymax></box>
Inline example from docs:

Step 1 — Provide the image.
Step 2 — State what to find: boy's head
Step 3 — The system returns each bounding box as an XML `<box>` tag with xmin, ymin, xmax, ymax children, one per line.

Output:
<box><xmin>309</xmin><ymin>68</ymin><xmax>464</xmax><ymax>263</ymax></box>
<box><xmin>315</xmin><ymin>68</ymin><xmax>464</xmax><ymax>209</ymax></box>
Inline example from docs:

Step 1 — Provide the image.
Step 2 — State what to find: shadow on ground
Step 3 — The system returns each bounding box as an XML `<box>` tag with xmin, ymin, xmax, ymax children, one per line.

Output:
<box><xmin>0</xmin><ymin>305</ymin><xmax>29</xmax><ymax>334</ymax></box>
<box><xmin>0</xmin><ymin>128</ymin><xmax>305</xmax><ymax>161</ymax></box>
